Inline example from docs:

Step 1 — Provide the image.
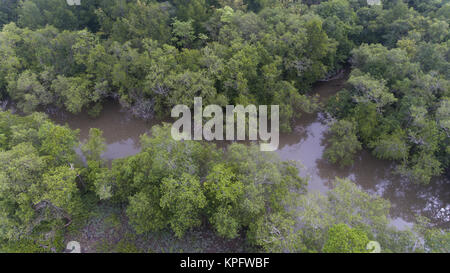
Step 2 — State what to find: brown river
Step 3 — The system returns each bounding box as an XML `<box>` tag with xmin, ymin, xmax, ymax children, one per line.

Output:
<box><xmin>47</xmin><ymin>73</ymin><xmax>450</xmax><ymax>230</ymax></box>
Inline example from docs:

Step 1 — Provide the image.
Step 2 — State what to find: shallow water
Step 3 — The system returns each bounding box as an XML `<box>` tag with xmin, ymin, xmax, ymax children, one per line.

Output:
<box><xmin>47</xmin><ymin>75</ymin><xmax>450</xmax><ymax>230</ymax></box>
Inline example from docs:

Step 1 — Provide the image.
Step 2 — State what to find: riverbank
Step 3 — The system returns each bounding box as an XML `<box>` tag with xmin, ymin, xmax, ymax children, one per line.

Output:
<box><xmin>2</xmin><ymin>68</ymin><xmax>448</xmax><ymax>231</ymax></box>
<box><xmin>33</xmin><ymin>73</ymin><xmax>447</xmax><ymax>231</ymax></box>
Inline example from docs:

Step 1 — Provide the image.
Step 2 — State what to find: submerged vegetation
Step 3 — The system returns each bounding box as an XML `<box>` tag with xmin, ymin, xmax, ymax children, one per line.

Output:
<box><xmin>0</xmin><ymin>0</ymin><xmax>449</xmax><ymax>252</ymax></box>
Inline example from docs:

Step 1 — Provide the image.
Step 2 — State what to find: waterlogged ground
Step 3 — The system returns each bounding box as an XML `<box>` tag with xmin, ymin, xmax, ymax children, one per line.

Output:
<box><xmin>47</xmin><ymin>73</ymin><xmax>449</xmax><ymax>252</ymax></box>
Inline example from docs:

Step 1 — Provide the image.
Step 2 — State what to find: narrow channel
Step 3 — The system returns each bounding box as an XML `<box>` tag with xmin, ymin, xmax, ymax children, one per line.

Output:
<box><xmin>47</xmin><ymin>75</ymin><xmax>450</xmax><ymax>231</ymax></box>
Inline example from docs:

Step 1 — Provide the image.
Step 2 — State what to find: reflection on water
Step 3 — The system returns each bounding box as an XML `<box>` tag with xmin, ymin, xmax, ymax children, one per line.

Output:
<box><xmin>277</xmin><ymin>111</ymin><xmax>450</xmax><ymax>229</ymax></box>
<box><xmin>47</xmin><ymin>76</ymin><xmax>449</xmax><ymax>230</ymax></box>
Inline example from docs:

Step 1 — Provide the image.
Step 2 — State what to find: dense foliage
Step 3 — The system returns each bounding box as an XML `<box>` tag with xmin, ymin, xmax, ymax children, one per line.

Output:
<box><xmin>0</xmin><ymin>114</ymin><xmax>448</xmax><ymax>253</ymax></box>
<box><xmin>0</xmin><ymin>0</ymin><xmax>448</xmax><ymax>252</ymax></box>
<box><xmin>327</xmin><ymin>41</ymin><xmax>449</xmax><ymax>184</ymax></box>
<box><xmin>0</xmin><ymin>111</ymin><xmax>83</xmax><ymax>252</ymax></box>
<box><xmin>94</xmin><ymin>124</ymin><xmax>306</xmax><ymax>240</ymax></box>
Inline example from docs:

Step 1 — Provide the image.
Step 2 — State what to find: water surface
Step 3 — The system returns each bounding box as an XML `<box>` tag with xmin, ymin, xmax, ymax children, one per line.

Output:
<box><xmin>47</xmin><ymin>76</ymin><xmax>450</xmax><ymax>230</ymax></box>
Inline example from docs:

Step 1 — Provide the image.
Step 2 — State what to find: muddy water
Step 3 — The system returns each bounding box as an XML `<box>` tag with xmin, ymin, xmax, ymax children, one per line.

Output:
<box><xmin>278</xmin><ymin>111</ymin><xmax>450</xmax><ymax>229</ymax></box>
<box><xmin>50</xmin><ymin>101</ymin><xmax>159</xmax><ymax>160</ymax></box>
<box><xmin>48</xmin><ymin>76</ymin><xmax>450</xmax><ymax>230</ymax></box>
